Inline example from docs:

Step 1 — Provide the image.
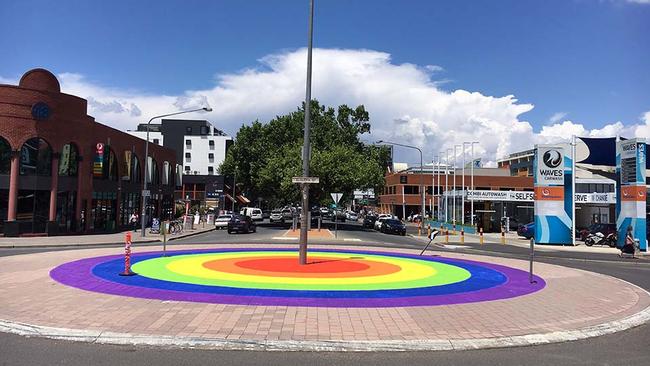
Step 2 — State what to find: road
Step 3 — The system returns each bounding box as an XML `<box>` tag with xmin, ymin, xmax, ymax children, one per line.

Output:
<box><xmin>1</xmin><ymin>220</ymin><xmax>649</xmax><ymax>366</ymax></box>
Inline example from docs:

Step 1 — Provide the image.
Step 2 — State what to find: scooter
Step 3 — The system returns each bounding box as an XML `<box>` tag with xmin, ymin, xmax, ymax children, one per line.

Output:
<box><xmin>585</xmin><ymin>231</ymin><xmax>617</xmax><ymax>247</ymax></box>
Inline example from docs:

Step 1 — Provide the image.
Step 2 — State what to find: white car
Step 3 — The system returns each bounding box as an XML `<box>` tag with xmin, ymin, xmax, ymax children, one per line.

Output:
<box><xmin>346</xmin><ymin>211</ymin><xmax>358</xmax><ymax>221</ymax></box>
<box><xmin>240</xmin><ymin>207</ymin><xmax>264</xmax><ymax>222</ymax></box>
<box><xmin>215</xmin><ymin>214</ymin><xmax>232</xmax><ymax>229</ymax></box>
<box><xmin>374</xmin><ymin>214</ymin><xmax>394</xmax><ymax>230</ymax></box>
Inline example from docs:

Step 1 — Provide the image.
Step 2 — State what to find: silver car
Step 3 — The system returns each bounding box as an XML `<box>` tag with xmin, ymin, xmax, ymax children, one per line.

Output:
<box><xmin>215</xmin><ymin>214</ymin><xmax>232</xmax><ymax>229</ymax></box>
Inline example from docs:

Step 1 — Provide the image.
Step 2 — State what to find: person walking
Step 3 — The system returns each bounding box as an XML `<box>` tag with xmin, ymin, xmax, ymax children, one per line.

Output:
<box><xmin>620</xmin><ymin>225</ymin><xmax>636</xmax><ymax>258</ymax></box>
<box><xmin>130</xmin><ymin>213</ymin><xmax>139</xmax><ymax>232</ymax></box>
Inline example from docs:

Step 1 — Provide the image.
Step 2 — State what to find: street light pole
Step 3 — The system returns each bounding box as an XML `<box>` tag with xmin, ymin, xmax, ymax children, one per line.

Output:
<box><xmin>432</xmin><ymin>155</ymin><xmax>436</xmax><ymax>219</ymax></box>
<box><xmin>453</xmin><ymin>145</ymin><xmax>461</xmax><ymax>224</ymax></box>
<box><xmin>299</xmin><ymin>0</ymin><xmax>315</xmax><ymax>265</ymax></box>
<box><xmin>445</xmin><ymin>148</ymin><xmax>451</xmax><ymax>223</ymax></box>
<box><xmin>232</xmin><ymin>168</ymin><xmax>236</xmax><ymax>212</ymax></box>
<box><xmin>376</xmin><ymin>140</ymin><xmax>424</xmax><ymax>222</ymax></box>
<box><xmin>470</xmin><ymin>141</ymin><xmax>479</xmax><ymax>227</ymax></box>
<box><xmin>140</xmin><ymin>107</ymin><xmax>212</xmax><ymax>237</ymax></box>
<box><xmin>438</xmin><ymin>151</ymin><xmax>443</xmax><ymax>222</ymax></box>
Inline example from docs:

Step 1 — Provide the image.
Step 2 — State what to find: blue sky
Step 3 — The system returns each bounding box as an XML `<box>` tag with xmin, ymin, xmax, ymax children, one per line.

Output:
<box><xmin>1</xmin><ymin>0</ymin><xmax>649</xmax><ymax>162</ymax></box>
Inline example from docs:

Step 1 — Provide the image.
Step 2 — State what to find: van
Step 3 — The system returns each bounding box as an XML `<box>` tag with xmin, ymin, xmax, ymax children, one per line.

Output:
<box><xmin>240</xmin><ymin>207</ymin><xmax>264</xmax><ymax>222</ymax></box>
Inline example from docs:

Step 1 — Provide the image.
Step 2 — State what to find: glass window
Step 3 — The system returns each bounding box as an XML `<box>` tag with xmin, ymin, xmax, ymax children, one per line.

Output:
<box><xmin>153</xmin><ymin>138</ymin><xmax>159</xmax><ymax>145</ymax></box>
<box><xmin>185</xmin><ymin>153</ymin><xmax>191</xmax><ymax>158</ymax></box>
<box><xmin>20</xmin><ymin>138</ymin><xmax>51</xmax><ymax>176</ymax></box>
<box><xmin>185</xmin><ymin>165</ymin><xmax>190</xmax><ymax>171</ymax></box>
<box><xmin>208</xmin><ymin>167</ymin><xmax>214</xmax><ymax>175</ymax></box>
<box><xmin>200</xmin><ymin>126</ymin><xmax>208</xmax><ymax>135</ymax></box>
<box><xmin>131</xmin><ymin>154</ymin><xmax>141</xmax><ymax>183</ymax></box>
<box><xmin>0</xmin><ymin>136</ymin><xmax>10</xmax><ymax>174</ymax></box>
<box><xmin>186</xmin><ymin>127</ymin><xmax>192</xmax><ymax>134</ymax></box>
<box><xmin>209</xmin><ymin>140</ymin><xmax>215</xmax><ymax>149</ymax></box>
<box><xmin>208</xmin><ymin>153</ymin><xmax>214</xmax><ymax>162</ymax></box>
<box><xmin>59</xmin><ymin>143</ymin><xmax>79</xmax><ymax>177</ymax></box>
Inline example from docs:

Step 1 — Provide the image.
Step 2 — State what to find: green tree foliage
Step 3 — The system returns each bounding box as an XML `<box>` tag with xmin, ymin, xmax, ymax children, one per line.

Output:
<box><xmin>219</xmin><ymin>101</ymin><xmax>390</xmax><ymax>206</ymax></box>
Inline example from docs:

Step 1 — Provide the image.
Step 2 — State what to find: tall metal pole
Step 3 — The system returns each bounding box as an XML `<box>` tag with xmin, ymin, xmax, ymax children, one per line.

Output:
<box><xmin>462</xmin><ymin>143</ymin><xmax>468</xmax><ymax>225</ymax></box>
<box><xmin>140</xmin><ymin>107</ymin><xmax>211</xmax><ymax>237</ymax></box>
<box><xmin>438</xmin><ymin>152</ymin><xmax>443</xmax><ymax>221</ymax></box>
<box><xmin>232</xmin><ymin>169</ymin><xmax>236</xmax><ymax>212</ymax></box>
<box><xmin>299</xmin><ymin>0</ymin><xmax>315</xmax><ymax>265</ymax></box>
<box><xmin>571</xmin><ymin>135</ymin><xmax>577</xmax><ymax>246</ymax></box>
<box><xmin>470</xmin><ymin>142</ymin><xmax>478</xmax><ymax>227</ymax></box>
<box><xmin>445</xmin><ymin>149</ymin><xmax>450</xmax><ymax>223</ymax></box>
<box><xmin>453</xmin><ymin>145</ymin><xmax>460</xmax><ymax>224</ymax></box>
<box><xmin>432</xmin><ymin>156</ymin><xmax>436</xmax><ymax>220</ymax></box>
<box><xmin>419</xmin><ymin>149</ymin><xmax>424</xmax><ymax>220</ymax></box>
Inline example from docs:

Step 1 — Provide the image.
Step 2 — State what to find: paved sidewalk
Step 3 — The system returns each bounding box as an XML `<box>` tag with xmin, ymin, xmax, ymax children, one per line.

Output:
<box><xmin>0</xmin><ymin>244</ymin><xmax>648</xmax><ymax>351</ymax></box>
<box><xmin>0</xmin><ymin>225</ymin><xmax>215</xmax><ymax>248</ymax></box>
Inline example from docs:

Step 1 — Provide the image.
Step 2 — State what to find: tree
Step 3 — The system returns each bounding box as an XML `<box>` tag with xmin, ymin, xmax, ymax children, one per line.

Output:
<box><xmin>219</xmin><ymin>100</ymin><xmax>390</xmax><ymax>207</ymax></box>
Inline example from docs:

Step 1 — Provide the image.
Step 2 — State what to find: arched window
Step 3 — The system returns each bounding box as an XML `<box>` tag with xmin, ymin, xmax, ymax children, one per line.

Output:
<box><xmin>20</xmin><ymin>138</ymin><xmax>52</xmax><ymax>176</ymax></box>
<box><xmin>131</xmin><ymin>154</ymin><xmax>141</xmax><ymax>183</ymax></box>
<box><xmin>107</xmin><ymin>149</ymin><xmax>118</xmax><ymax>181</ymax></box>
<box><xmin>149</xmin><ymin>158</ymin><xmax>159</xmax><ymax>185</ymax></box>
<box><xmin>58</xmin><ymin>143</ymin><xmax>79</xmax><ymax>176</ymax></box>
<box><xmin>93</xmin><ymin>147</ymin><xmax>118</xmax><ymax>180</ymax></box>
<box><xmin>0</xmin><ymin>136</ymin><xmax>10</xmax><ymax>175</ymax></box>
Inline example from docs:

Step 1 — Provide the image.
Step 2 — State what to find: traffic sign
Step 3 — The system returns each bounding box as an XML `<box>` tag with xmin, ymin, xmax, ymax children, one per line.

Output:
<box><xmin>331</xmin><ymin>192</ymin><xmax>342</xmax><ymax>203</ymax></box>
<box><xmin>292</xmin><ymin>176</ymin><xmax>320</xmax><ymax>184</ymax></box>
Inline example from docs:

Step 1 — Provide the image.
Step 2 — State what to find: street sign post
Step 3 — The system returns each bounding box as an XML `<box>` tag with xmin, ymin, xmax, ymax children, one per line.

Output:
<box><xmin>331</xmin><ymin>193</ymin><xmax>342</xmax><ymax>238</ymax></box>
<box><xmin>292</xmin><ymin>177</ymin><xmax>320</xmax><ymax>184</ymax></box>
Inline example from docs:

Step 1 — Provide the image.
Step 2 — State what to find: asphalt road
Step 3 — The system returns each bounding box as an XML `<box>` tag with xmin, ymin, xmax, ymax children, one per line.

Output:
<box><xmin>1</xmin><ymin>221</ymin><xmax>649</xmax><ymax>366</ymax></box>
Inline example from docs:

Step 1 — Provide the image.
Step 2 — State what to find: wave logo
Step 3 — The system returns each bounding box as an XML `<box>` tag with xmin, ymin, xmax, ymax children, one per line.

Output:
<box><xmin>542</xmin><ymin>188</ymin><xmax>550</xmax><ymax>196</ymax></box>
<box><xmin>543</xmin><ymin>150</ymin><xmax>562</xmax><ymax>168</ymax></box>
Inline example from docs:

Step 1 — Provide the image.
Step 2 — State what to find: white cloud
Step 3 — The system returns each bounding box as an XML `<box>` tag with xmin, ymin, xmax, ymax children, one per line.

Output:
<box><xmin>626</xmin><ymin>0</ymin><xmax>650</xmax><ymax>4</ymax></box>
<box><xmin>3</xmin><ymin>48</ymin><xmax>648</xmax><ymax>165</ymax></box>
<box><xmin>548</xmin><ymin>112</ymin><xmax>567</xmax><ymax>124</ymax></box>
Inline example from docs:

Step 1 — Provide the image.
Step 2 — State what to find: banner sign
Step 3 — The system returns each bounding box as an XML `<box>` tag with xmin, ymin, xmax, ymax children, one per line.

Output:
<box><xmin>534</xmin><ymin>145</ymin><xmax>572</xmax><ymax>244</ymax></box>
<box><xmin>616</xmin><ymin>138</ymin><xmax>647</xmax><ymax>251</ymax></box>
<box><xmin>93</xmin><ymin>143</ymin><xmax>104</xmax><ymax>177</ymax></box>
<box><xmin>122</xmin><ymin>150</ymin><xmax>132</xmax><ymax>181</ymax></box>
<box><xmin>466</xmin><ymin>190</ymin><xmax>614</xmax><ymax>204</ymax></box>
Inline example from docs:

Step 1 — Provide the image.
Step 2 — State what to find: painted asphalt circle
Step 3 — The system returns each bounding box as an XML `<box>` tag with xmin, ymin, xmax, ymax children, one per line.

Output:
<box><xmin>50</xmin><ymin>248</ymin><xmax>545</xmax><ymax>307</ymax></box>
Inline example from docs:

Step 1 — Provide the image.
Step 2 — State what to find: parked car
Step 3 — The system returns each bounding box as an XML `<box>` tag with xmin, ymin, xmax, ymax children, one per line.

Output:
<box><xmin>363</xmin><ymin>215</ymin><xmax>377</xmax><ymax>229</ymax></box>
<box><xmin>374</xmin><ymin>214</ymin><xmax>393</xmax><ymax>230</ymax></box>
<box><xmin>346</xmin><ymin>211</ymin><xmax>358</xmax><ymax>221</ymax></box>
<box><xmin>227</xmin><ymin>214</ymin><xmax>256</xmax><ymax>234</ymax></box>
<box><xmin>381</xmin><ymin>219</ymin><xmax>407</xmax><ymax>236</ymax></box>
<box><xmin>579</xmin><ymin>223</ymin><xmax>617</xmax><ymax>242</ymax></box>
<box><xmin>281</xmin><ymin>208</ymin><xmax>293</xmax><ymax>221</ymax></box>
<box><xmin>240</xmin><ymin>207</ymin><xmax>263</xmax><ymax>222</ymax></box>
<box><xmin>269</xmin><ymin>210</ymin><xmax>284</xmax><ymax>224</ymax></box>
<box><xmin>517</xmin><ymin>222</ymin><xmax>535</xmax><ymax>239</ymax></box>
<box><xmin>214</xmin><ymin>214</ymin><xmax>232</xmax><ymax>230</ymax></box>
<box><xmin>262</xmin><ymin>210</ymin><xmax>271</xmax><ymax>219</ymax></box>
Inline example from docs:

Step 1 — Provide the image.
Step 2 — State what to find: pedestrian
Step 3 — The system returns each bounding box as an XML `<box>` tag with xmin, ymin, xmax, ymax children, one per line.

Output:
<box><xmin>620</xmin><ymin>225</ymin><xmax>636</xmax><ymax>258</ymax></box>
<box><xmin>130</xmin><ymin>213</ymin><xmax>139</xmax><ymax>232</ymax></box>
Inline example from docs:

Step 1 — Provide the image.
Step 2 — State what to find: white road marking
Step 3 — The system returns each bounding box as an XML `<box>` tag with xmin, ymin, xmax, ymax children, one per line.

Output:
<box><xmin>343</xmin><ymin>238</ymin><xmax>362</xmax><ymax>242</ymax></box>
<box><xmin>272</xmin><ymin>237</ymin><xmax>298</xmax><ymax>240</ymax></box>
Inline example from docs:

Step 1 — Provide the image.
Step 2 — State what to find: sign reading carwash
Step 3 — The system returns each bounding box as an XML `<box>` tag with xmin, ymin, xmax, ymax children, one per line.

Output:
<box><xmin>616</xmin><ymin>138</ymin><xmax>647</xmax><ymax>251</ymax></box>
<box><xmin>534</xmin><ymin>145</ymin><xmax>572</xmax><ymax>244</ymax></box>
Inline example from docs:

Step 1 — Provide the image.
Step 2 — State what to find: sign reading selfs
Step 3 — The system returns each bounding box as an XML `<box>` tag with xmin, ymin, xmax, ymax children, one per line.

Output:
<box><xmin>616</xmin><ymin>138</ymin><xmax>647</xmax><ymax>251</ymax></box>
<box><xmin>534</xmin><ymin>145</ymin><xmax>572</xmax><ymax>245</ymax></box>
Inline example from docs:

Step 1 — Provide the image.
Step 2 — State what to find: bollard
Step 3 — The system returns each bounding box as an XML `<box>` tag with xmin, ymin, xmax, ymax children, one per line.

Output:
<box><xmin>480</xmin><ymin>227</ymin><xmax>484</xmax><ymax>245</ymax></box>
<box><xmin>162</xmin><ymin>220</ymin><xmax>168</xmax><ymax>257</ymax></box>
<box><xmin>318</xmin><ymin>216</ymin><xmax>321</xmax><ymax>232</ymax></box>
<box><xmin>119</xmin><ymin>232</ymin><xmax>136</xmax><ymax>276</ymax></box>
<box><xmin>501</xmin><ymin>228</ymin><xmax>506</xmax><ymax>244</ymax></box>
<box><xmin>452</xmin><ymin>223</ymin><xmax>456</xmax><ymax>235</ymax></box>
<box><xmin>427</xmin><ymin>224</ymin><xmax>431</xmax><ymax>238</ymax></box>
<box><xmin>445</xmin><ymin>229</ymin><xmax>449</xmax><ymax>244</ymax></box>
<box><xmin>460</xmin><ymin>229</ymin><xmax>465</xmax><ymax>244</ymax></box>
<box><xmin>418</xmin><ymin>221</ymin><xmax>422</xmax><ymax>236</ymax></box>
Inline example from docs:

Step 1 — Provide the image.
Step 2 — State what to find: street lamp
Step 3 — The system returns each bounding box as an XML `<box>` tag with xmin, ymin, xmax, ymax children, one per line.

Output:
<box><xmin>453</xmin><ymin>144</ymin><xmax>461</xmax><ymax>224</ymax></box>
<box><xmin>377</xmin><ymin>140</ymin><xmax>425</xmax><ymax>222</ymax></box>
<box><xmin>140</xmin><ymin>107</ymin><xmax>212</xmax><ymax>237</ymax></box>
<box><xmin>469</xmin><ymin>141</ymin><xmax>479</xmax><ymax>227</ymax></box>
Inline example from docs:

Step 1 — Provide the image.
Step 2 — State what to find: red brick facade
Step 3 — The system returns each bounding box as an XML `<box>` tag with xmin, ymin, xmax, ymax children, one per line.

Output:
<box><xmin>0</xmin><ymin>69</ymin><xmax>178</xmax><ymax>236</ymax></box>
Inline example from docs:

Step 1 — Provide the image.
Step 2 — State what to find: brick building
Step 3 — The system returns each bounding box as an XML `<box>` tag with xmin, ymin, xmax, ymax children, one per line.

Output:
<box><xmin>0</xmin><ymin>69</ymin><xmax>178</xmax><ymax>236</ymax></box>
<box><xmin>379</xmin><ymin>167</ymin><xmax>534</xmax><ymax>231</ymax></box>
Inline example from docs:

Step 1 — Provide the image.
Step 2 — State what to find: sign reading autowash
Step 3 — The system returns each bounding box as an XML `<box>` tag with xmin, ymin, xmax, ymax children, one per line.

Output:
<box><xmin>534</xmin><ymin>145</ymin><xmax>572</xmax><ymax>244</ymax></box>
<box><xmin>616</xmin><ymin>138</ymin><xmax>647</xmax><ymax>251</ymax></box>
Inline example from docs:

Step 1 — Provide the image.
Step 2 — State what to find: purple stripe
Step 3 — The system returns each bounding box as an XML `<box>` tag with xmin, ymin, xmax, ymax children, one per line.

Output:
<box><xmin>50</xmin><ymin>249</ymin><xmax>545</xmax><ymax>308</ymax></box>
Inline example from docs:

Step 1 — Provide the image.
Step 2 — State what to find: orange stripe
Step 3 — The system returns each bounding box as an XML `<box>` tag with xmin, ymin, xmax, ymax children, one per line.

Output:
<box><xmin>534</xmin><ymin>186</ymin><xmax>564</xmax><ymax>201</ymax></box>
<box><xmin>621</xmin><ymin>185</ymin><xmax>646</xmax><ymax>202</ymax></box>
<box><xmin>202</xmin><ymin>256</ymin><xmax>402</xmax><ymax>278</ymax></box>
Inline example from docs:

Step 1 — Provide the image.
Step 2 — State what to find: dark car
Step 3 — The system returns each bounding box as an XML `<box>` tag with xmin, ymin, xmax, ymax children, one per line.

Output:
<box><xmin>380</xmin><ymin>219</ymin><xmax>407</xmax><ymax>236</ymax></box>
<box><xmin>517</xmin><ymin>222</ymin><xmax>534</xmax><ymax>239</ymax></box>
<box><xmin>579</xmin><ymin>223</ymin><xmax>616</xmax><ymax>241</ymax></box>
<box><xmin>363</xmin><ymin>215</ymin><xmax>377</xmax><ymax>229</ymax></box>
<box><xmin>227</xmin><ymin>214</ymin><xmax>256</xmax><ymax>234</ymax></box>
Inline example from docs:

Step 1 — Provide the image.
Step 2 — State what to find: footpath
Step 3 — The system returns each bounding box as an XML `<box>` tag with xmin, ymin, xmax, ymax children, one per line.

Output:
<box><xmin>0</xmin><ymin>225</ymin><xmax>215</xmax><ymax>249</ymax></box>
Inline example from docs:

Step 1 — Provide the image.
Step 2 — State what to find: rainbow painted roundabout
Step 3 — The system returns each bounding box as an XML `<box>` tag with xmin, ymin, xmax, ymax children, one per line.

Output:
<box><xmin>51</xmin><ymin>248</ymin><xmax>545</xmax><ymax>307</ymax></box>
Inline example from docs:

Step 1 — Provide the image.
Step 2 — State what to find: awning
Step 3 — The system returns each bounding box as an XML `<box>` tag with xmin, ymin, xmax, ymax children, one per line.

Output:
<box><xmin>237</xmin><ymin>195</ymin><xmax>250</xmax><ymax>204</ymax></box>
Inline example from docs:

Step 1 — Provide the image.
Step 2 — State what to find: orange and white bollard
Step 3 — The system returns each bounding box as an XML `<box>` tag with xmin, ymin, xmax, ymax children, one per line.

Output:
<box><xmin>501</xmin><ymin>228</ymin><xmax>506</xmax><ymax>244</ymax></box>
<box><xmin>460</xmin><ymin>229</ymin><xmax>465</xmax><ymax>244</ymax></box>
<box><xmin>418</xmin><ymin>221</ymin><xmax>422</xmax><ymax>236</ymax></box>
<box><xmin>445</xmin><ymin>229</ymin><xmax>449</xmax><ymax>244</ymax></box>
<box><xmin>480</xmin><ymin>227</ymin><xmax>484</xmax><ymax>245</ymax></box>
<box><xmin>427</xmin><ymin>224</ymin><xmax>431</xmax><ymax>238</ymax></box>
<box><xmin>119</xmin><ymin>232</ymin><xmax>136</xmax><ymax>276</ymax></box>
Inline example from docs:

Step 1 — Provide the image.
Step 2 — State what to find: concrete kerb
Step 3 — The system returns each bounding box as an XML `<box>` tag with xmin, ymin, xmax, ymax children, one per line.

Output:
<box><xmin>1</xmin><ymin>277</ymin><xmax>649</xmax><ymax>352</ymax></box>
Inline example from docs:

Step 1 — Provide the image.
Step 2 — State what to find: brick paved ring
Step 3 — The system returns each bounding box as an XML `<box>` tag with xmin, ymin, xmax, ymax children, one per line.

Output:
<box><xmin>50</xmin><ymin>248</ymin><xmax>545</xmax><ymax>307</ymax></box>
<box><xmin>0</xmin><ymin>244</ymin><xmax>649</xmax><ymax>351</ymax></box>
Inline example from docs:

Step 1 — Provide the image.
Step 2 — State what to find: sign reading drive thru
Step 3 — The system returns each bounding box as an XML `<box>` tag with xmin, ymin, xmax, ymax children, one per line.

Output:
<box><xmin>534</xmin><ymin>145</ymin><xmax>572</xmax><ymax>245</ymax></box>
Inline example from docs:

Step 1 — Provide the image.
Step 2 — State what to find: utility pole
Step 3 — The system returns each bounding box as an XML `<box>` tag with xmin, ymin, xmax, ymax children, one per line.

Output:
<box><xmin>299</xmin><ymin>0</ymin><xmax>315</xmax><ymax>265</ymax></box>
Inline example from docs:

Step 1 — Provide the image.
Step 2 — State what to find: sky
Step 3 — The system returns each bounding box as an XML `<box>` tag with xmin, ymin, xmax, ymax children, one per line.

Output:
<box><xmin>1</xmin><ymin>0</ymin><xmax>649</xmax><ymax>165</ymax></box>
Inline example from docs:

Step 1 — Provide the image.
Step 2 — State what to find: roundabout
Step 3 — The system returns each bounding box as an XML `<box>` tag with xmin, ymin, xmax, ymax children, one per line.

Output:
<box><xmin>1</xmin><ymin>243</ymin><xmax>649</xmax><ymax>351</ymax></box>
<box><xmin>50</xmin><ymin>248</ymin><xmax>545</xmax><ymax>307</ymax></box>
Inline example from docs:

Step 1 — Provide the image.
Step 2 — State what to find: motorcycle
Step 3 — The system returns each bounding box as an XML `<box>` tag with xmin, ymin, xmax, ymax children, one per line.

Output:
<box><xmin>585</xmin><ymin>231</ymin><xmax>617</xmax><ymax>247</ymax></box>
